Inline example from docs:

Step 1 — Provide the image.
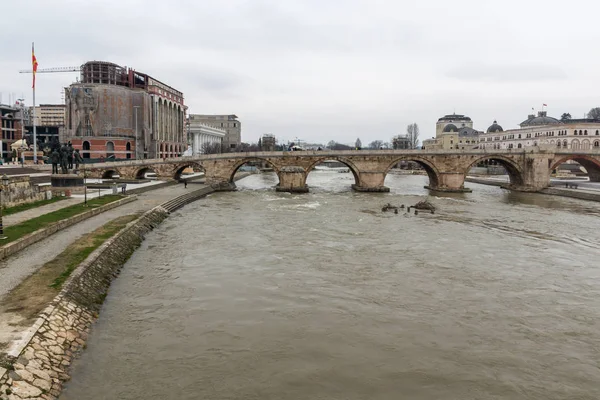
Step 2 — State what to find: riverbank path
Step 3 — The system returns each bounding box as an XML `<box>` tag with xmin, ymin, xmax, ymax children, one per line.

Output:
<box><xmin>0</xmin><ymin>183</ymin><xmax>198</xmax><ymax>299</ymax></box>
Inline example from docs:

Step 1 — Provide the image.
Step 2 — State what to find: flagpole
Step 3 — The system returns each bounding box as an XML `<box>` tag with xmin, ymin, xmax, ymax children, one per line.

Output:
<box><xmin>32</xmin><ymin>42</ymin><xmax>37</xmax><ymax>165</ymax></box>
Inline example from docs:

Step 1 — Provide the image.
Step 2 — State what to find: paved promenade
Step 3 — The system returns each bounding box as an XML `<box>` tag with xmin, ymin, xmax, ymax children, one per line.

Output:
<box><xmin>0</xmin><ymin>184</ymin><xmax>193</xmax><ymax>299</ymax></box>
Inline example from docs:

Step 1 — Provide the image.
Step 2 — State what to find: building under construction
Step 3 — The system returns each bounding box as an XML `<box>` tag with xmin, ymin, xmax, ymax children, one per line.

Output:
<box><xmin>65</xmin><ymin>61</ymin><xmax>187</xmax><ymax>160</ymax></box>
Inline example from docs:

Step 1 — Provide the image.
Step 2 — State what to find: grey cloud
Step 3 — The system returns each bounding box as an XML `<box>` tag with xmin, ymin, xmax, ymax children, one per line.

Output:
<box><xmin>446</xmin><ymin>64</ymin><xmax>568</xmax><ymax>82</ymax></box>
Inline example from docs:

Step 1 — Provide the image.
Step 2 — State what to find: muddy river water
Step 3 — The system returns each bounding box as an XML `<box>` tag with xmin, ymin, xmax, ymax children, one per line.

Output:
<box><xmin>61</xmin><ymin>171</ymin><xmax>600</xmax><ymax>399</ymax></box>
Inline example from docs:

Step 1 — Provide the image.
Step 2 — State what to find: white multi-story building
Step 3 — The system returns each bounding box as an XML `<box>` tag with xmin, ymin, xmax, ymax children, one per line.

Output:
<box><xmin>29</xmin><ymin>104</ymin><xmax>65</xmax><ymax>126</ymax></box>
<box><xmin>188</xmin><ymin>114</ymin><xmax>241</xmax><ymax>151</ymax></box>
<box><xmin>478</xmin><ymin>112</ymin><xmax>600</xmax><ymax>151</ymax></box>
<box><xmin>188</xmin><ymin>116</ymin><xmax>226</xmax><ymax>155</ymax></box>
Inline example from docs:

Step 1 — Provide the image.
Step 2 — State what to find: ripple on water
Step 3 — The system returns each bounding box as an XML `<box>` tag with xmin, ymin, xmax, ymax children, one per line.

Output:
<box><xmin>61</xmin><ymin>173</ymin><xmax>600</xmax><ymax>400</ymax></box>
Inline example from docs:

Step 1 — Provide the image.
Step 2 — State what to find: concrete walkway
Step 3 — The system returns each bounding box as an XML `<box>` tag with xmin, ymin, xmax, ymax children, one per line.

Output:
<box><xmin>0</xmin><ymin>184</ymin><xmax>197</xmax><ymax>300</ymax></box>
<box><xmin>4</xmin><ymin>180</ymin><xmax>171</xmax><ymax>227</ymax></box>
<box><xmin>4</xmin><ymin>198</ymin><xmax>83</xmax><ymax>226</ymax></box>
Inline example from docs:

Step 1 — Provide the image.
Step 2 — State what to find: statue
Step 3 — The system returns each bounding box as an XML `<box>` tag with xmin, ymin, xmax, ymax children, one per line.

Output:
<box><xmin>51</xmin><ymin>149</ymin><xmax>60</xmax><ymax>174</ymax></box>
<box><xmin>67</xmin><ymin>142</ymin><xmax>74</xmax><ymax>169</ymax></box>
<box><xmin>74</xmin><ymin>149</ymin><xmax>83</xmax><ymax>170</ymax></box>
<box><xmin>60</xmin><ymin>144</ymin><xmax>69</xmax><ymax>174</ymax></box>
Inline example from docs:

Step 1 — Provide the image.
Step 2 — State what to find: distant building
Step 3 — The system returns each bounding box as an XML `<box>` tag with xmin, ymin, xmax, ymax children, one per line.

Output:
<box><xmin>261</xmin><ymin>134</ymin><xmax>276</xmax><ymax>151</ymax></box>
<box><xmin>392</xmin><ymin>135</ymin><xmax>411</xmax><ymax>149</ymax></box>
<box><xmin>436</xmin><ymin>113</ymin><xmax>473</xmax><ymax>137</ymax></box>
<box><xmin>424</xmin><ymin>112</ymin><xmax>481</xmax><ymax>150</ymax></box>
<box><xmin>0</xmin><ymin>103</ymin><xmax>21</xmax><ymax>159</ymax></box>
<box><xmin>65</xmin><ymin>60</ymin><xmax>187</xmax><ymax>160</ymax></box>
<box><xmin>478</xmin><ymin>112</ymin><xmax>600</xmax><ymax>150</ymax></box>
<box><xmin>29</xmin><ymin>104</ymin><xmax>65</xmax><ymax>127</ymax></box>
<box><xmin>188</xmin><ymin>115</ymin><xmax>241</xmax><ymax>151</ymax></box>
<box><xmin>187</xmin><ymin>115</ymin><xmax>226</xmax><ymax>155</ymax></box>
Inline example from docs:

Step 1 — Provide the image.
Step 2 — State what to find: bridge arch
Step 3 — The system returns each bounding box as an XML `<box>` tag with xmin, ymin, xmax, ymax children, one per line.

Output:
<box><xmin>101</xmin><ymin>169</ymin><xmax>120</xmax><ymax>179</ymax></box>
<box><xmin>304</xmin><ymin>157</ymin><xmax>360</xmax><ymax>187</ymax></box>
<box><xmin>173</xmin><ymin>162</ymin><xmax>206</xmax><ymax>180</ymax></box>
<box><xmin>228</xmin><ymin>158</ymin><xmax>280</xmax><ymax>183</ymax></box>
<box><xmin>550</xmin><ymin>155</ymin><xmax>600</xmax><ymax>182</ymax></box>
<box><xmin>465</xmin><ymin>155</ymin><xmax>525</xmax><ymax>187</ymax></box>
<box><xmin>135</xmin><ymin>166</ymin><xmax>158</xmax><ymax>180</ymax></box>
<box><xmin>383</xmin><ymin>156</ymin><xmax>441</xmax><ymax>188</ymax></box>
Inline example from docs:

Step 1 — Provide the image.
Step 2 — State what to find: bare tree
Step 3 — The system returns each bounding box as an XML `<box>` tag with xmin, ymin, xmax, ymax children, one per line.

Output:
<box><xmin>406</xmin><ymin>123</ymin><xmax>420</xmax><ymax>149</ymax></box>
<box><xmin>368</xmin><ymin>140</ymin><xmax>384</xmax><ymax>149</ymax></box>
<box><xmin>201</xmin><ymin>142</ymin><xmax>222</xmax><ymax>154</ymax></box>
<box><xmin>355</xmin><ymin>138</ymin><xmax>362</xmax><ymax>149</ymax></box>
<box><xmin>587</xmin><ymin>107</ymin><xmax>600</xmax><ymax>120</ymax></box>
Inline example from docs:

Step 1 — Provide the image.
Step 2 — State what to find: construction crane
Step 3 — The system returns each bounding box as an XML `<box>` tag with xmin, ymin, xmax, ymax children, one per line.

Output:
<box><xmin>18</xmin><ymin>66</ymin><xmax>80</xmax><ymax>74</ymax></box>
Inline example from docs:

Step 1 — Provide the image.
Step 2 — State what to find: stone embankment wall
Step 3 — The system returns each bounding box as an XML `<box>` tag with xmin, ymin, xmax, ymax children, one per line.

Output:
<box><xmin>3</xmin><ymin>177</ymin><xmax>52</xmax><ymax>208</ymax></box>
<box><xmin>0</xmin><ymin>186</ymin><xmax>217</xmax><ymax>400</ymax></box>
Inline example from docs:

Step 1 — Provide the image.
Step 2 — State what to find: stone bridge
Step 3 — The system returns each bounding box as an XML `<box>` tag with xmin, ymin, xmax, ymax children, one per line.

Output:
<box><xmin>80</xmin><ymin>148</ymin><xmax>600</xmax><ymax>193</ymax></box>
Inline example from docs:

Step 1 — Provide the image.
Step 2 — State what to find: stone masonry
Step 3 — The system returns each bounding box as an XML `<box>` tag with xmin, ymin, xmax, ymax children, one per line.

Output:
<box><xmin>80</xmin><ymin>148</ymin><xmax>600</xmax><ymax>193</ymax></box>
<box><xmin>0</xmin><ymin>208</ymin><xmax>170</xmax><ymax>400</ymax></box>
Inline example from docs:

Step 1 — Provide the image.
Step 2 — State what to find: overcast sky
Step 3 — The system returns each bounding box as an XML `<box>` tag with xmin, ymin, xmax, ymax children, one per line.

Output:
<box><xmin>2</xmin><ymin>0</ymin><xmax>599</xmax><ymax>145</ymax></box>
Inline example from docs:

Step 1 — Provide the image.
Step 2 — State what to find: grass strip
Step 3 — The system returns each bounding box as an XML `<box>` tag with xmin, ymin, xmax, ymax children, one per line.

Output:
<box><xmin>2</xmin><ymin>195</ymin><xmax>124</xmax><ymax>244</ymax></box>
<box><xmin>0</xmin><ymin>214</ymin><xmax>139</xmax><ymax>321</ymax></box>
<box><xmin>3</xmin><ymin>196</ymin><xmax>66</xmax><ymax>216</ymax></box>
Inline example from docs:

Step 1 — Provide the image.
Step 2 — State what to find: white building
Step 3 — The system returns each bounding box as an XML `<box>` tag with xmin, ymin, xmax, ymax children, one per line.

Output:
<box><xmin>187</xmin><ymin>114</ymin><xmax>241</xmax><ymax>151</ymax></box>
<box><xmin>478</xmin><ymin>112</ymin><xmax>600</xmax><ymax>151</ymax></box>
<box><xmin>188</xmin><ymin>118</ymin><xmax>226</xmax><ymax>155</ymax></box>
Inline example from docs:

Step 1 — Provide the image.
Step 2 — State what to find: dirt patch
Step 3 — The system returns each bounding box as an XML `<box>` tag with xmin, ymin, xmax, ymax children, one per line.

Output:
<box><xmin>0</xmin><ymin>214</ymin><xmax>139</xmax><ymax>332</ymax></box>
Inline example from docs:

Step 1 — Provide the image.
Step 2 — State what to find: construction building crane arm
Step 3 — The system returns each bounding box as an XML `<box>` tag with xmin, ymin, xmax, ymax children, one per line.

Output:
<box><xmin>19</xmin><ymin>66</ymin><xmax>80</xmax><ymax>74</ymax></box>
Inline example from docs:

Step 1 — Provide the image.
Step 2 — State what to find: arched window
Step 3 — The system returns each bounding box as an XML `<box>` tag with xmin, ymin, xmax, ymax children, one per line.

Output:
<box><xmin>106</xmin><ymin>141</ymin><xmax>115</xmax><ymax>158</ymax></box>
<box><xmin>594</xmin><ymin>141</ymin><xmax>599</xmax><ymax>148</ymax></box>
<box><xmin>126</xmin><ymin>142</ymin><xmax>132</xmax><ymax>159</ymax></box>
<box><xmin>557</xmin><ymin>141</ymin><xmax>561</xmax><ymax>147</ymax></box>
<box><xmin>82</xmin><ymin>141</ymin><xmax>91</xmax><ymax>159</ymax></box>
<box><xmin>585</xmin><ymin>130</ymin><xmax>588</xmax><ymax>135</ymax></box>
<box><xmin>563</xmin><ymin>140</ymin><xmax>568</xmax><ymax>148</ymax></box>
<box><xmin>517</xmin><ymin>143</ymin><xmax>522</xmax><ymax>149</ymax></box>
<box><xmin>596</xmin><ymin>130</ymin><xmax>599</xmax><ymax>135</ymax></box>
<box><xmin>572</xmin><ymin>139</ymin><xmax>580</xmax><ymax>150</ymax></box>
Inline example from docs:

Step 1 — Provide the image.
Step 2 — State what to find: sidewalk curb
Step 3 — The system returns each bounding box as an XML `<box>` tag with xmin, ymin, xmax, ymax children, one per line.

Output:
<box><xmin>0</xmin><ymin>196</ymin><xmax>137</xmax><ymax>262</ymax></box>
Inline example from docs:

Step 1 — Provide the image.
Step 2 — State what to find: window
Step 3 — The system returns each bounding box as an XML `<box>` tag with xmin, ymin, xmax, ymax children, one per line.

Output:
<box><xmin>596</xmin><ymin>130</ymin><xmax>599</xmax><ymax>135</ymax></box>
<box><xmin>594</xmin><ymin>141</ymin><xmax>599</xmax><ymax>148</ymax></box>
<box><xmin>230</xmin><ymin>143</ymin><xmax>236</xmax><ymax>149</ymax></box>
<box><xmin>518</xmin><ymin>143</ymin><xmax>522</xmax><ymax>148</ymax></box>
<box><xmin>106</xmin><ymin>141</ymin><xmax>115</xmax><ymax>158</ymax></box>
<box><xmin>585</xmin><ymin>130</ymin><xmax>588</xmax><ymax>135</ymax></box>
<box><xmin>233</xmin><ymin>123</ymin><xmax>237</xmax><ymax>128</ymax></box>
<box><xmin>221</xmin><ymin>123</ymin><xmax>224</xmax><ymax>127</ymax></box>
<box><xmin>518</xmin><ymin>134</ymin><xmax>521</xmax><ymax>139</ymax></box>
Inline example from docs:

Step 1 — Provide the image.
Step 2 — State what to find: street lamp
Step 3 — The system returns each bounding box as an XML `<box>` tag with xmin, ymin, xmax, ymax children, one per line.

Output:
<box><xmin>0</xmin><ymin>174</ymin><xmax>10</xmax><ymax>240</ymax></box>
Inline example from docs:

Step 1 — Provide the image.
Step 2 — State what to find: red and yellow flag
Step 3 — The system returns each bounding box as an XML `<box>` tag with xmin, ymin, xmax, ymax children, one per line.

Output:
<box><xmin>32</xmin><ymin>44</ymin><xmax>38</xmax><ymax>89</ymax></box>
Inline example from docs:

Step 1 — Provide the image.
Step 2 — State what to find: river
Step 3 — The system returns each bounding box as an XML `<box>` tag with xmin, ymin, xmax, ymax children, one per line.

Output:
<box><xmin>61</xmin><ymin>170</ymin><xmax>600</xmax><ymax>400</ymax></box>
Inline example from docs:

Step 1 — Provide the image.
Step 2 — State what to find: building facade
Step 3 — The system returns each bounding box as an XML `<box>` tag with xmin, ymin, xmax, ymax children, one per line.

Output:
<box><xmin>65</xmin><ymin>61</ymin><xmax>186</xmax><ymax>160</ymax></box>
<box><xmin>423</xmin><ymin>112</ymin><xmax>481</xmax><ymax>150</ymax></box>
<box><xmin>188</xmin><ymin>115</ymin><xmax>226</xmax><ymax>155</ymax></box>
<box><xmin>392</xmin><ymin>135</ymin><xmax>411</xmax><ymax>149</ymax></box>
<box><xmin>188</xmin><ymin>115</ymin><xmax>241</xmax><ymax>151</ymax></box>
<box><xmin>478</xmin><ymin>112</ymin><xmax>600</xmax><ymax>151</ymax></box>
<box><xmin>29</xmin><ymin>104</ymin><xmax>65</xmax><ymax>126</ymax></box>
<box><xmin>0</xmin><ymin>104</ymin><xmax>21</xmax><ymax>159</ymax></box>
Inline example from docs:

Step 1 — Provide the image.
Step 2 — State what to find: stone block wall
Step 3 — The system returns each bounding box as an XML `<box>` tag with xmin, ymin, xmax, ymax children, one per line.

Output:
<box><xmin>2</xmin><ymin>177</ymin><xmax>51</xmax><ymax>208</ymax></box>
<box><xmin>0</xmin><ymin>207</ymin><xmax>170</xmax><ymax>400</ymax></box>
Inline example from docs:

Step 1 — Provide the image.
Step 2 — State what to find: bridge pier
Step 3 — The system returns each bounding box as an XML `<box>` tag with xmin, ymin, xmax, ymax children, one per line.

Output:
<box><xmin>276</xmin><ymin>166</ymin><xmax>309</xmax><ymax>193</ymax></box>
<box><xmin>352</xmin><ymin>172</ymin><xmax>389</xmax><ymax>192</ymax></box>
<box><xmin>426</xmin><ymin>172</ymin><xmax>472</xmax><ymax>193</ymax></box>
